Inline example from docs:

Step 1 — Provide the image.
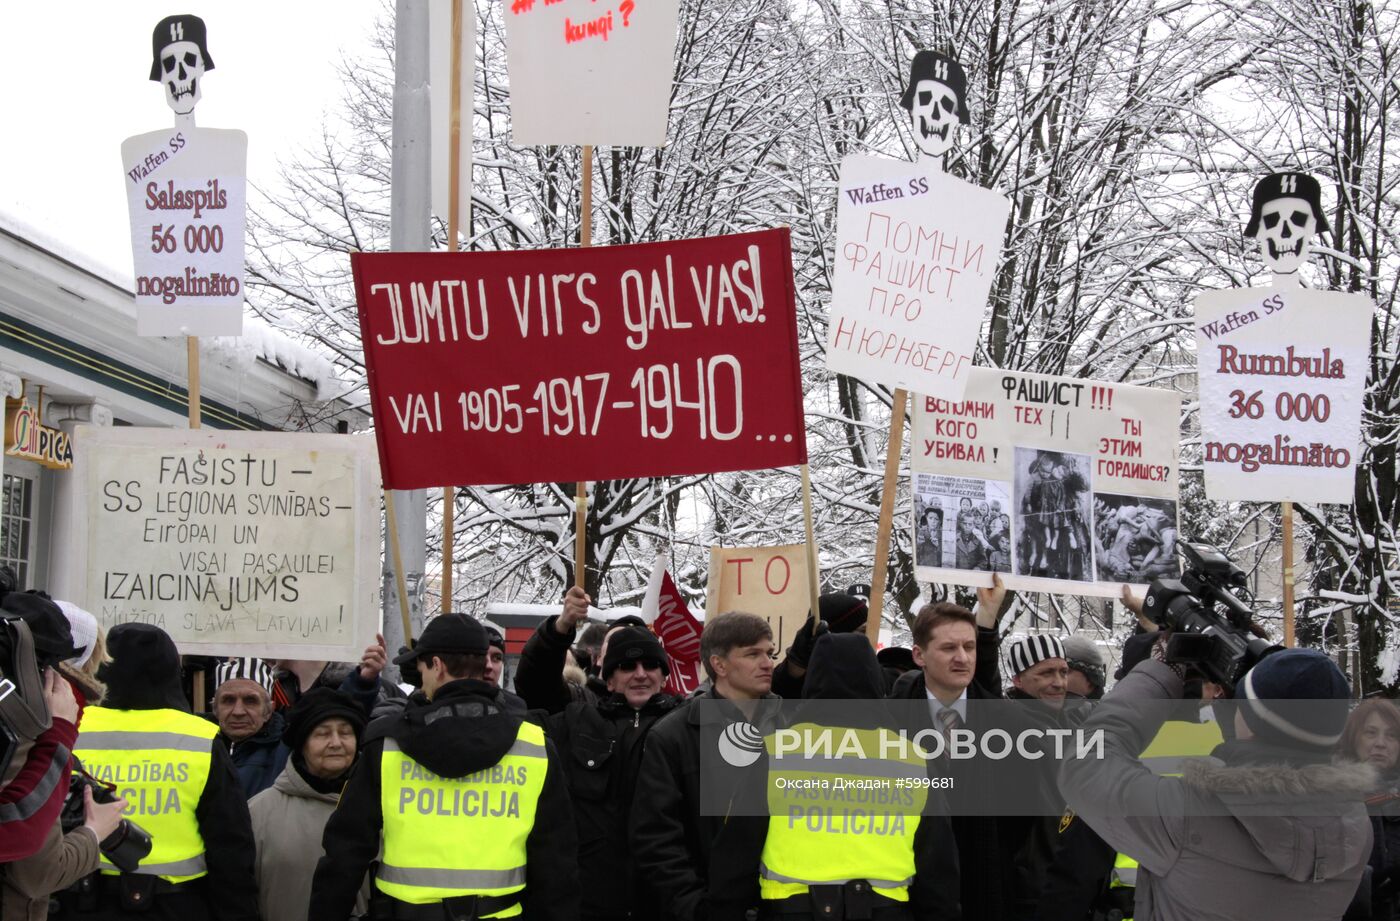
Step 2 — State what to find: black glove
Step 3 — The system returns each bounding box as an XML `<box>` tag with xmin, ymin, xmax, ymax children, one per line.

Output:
<box><xmin>398</xmin><ymin>648</ymin><xmax>422</xmax><ymax>689</ymax></box>
<box><xmin>786</xmin><ymin>614</ymin><xmax>829</xmax><ymax>669</ymax></box>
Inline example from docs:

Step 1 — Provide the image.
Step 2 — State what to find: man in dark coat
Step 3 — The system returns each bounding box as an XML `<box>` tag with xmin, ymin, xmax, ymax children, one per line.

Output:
<box><xmin>888</xmin><ymin>579</ymin><xmax>1055</xmax><ymax>921</ymax></box>
<box><xmin>631</xmin><ymin>611</ymin><xmax>780</xmax><ymax>921</ymax></box>
<box><xmin>516</xmin><ymin>586</ymin><xmax>682</xmax><ymax>921</ymax></box>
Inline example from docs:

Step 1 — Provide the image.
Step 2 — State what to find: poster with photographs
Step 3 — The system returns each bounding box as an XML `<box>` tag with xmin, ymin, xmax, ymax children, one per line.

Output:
<box><xmin>913</xmin><ymin>475</ymin><xmax>1012</xmax><ymax>574</ymax></box>
<box><xmin>910</xmin><ymin>367</ymin><xmax>1182</xmax><ymax>597</ymax></box>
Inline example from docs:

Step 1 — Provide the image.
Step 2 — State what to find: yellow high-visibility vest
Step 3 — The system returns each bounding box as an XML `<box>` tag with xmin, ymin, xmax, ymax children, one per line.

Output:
<box><xmin>377</xmin><ymin>720</ymin><xmax>548</xmax><ymax>918</ymax></box>
<box><xmin>759</xmin><ymin>723</ymin><xmax>928</xmax><ymax>903</ymax></box>
<box><xmin>74</xmin><ymin>706</ymin><xmax>217</xmax><ymax>883</ymax></box>
<box><xmin>1109</xmin><ymin>718</ymin><xmax>1225</xmax><ymax>916</ymax></box>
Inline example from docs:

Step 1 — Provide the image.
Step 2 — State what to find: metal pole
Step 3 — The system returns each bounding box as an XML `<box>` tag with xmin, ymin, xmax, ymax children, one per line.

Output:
<box><xmin>382</xmin><ymin>0</ymin><xmax>433</xmax><ymax>681</ymax></box>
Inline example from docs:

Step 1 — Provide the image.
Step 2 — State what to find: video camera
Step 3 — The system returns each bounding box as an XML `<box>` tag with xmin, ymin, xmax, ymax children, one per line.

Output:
<box><xmin>60</xmin><ymin>769</ymin><xmax>153</xmax><ymax>873</ymax></box>
<box><xmin>1141</xmin><ymin>541</ymin><xmax>1280</xmax><ymax>688</ymax></box>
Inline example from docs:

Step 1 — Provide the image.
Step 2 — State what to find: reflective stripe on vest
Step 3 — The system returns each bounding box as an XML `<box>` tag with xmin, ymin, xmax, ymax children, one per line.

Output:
<box><xmin>378</xmin><ymin>720</ymin><xmax>548</xmax><ymax>919</ymax></box>
<box><xmin>759</xmin><ymin>724</ymin><xmax>925</xmax><ymax>903</ymax></box>
<box><xmin>74</xmin><ymin>707</ymin><xmax>216</xmax><ymax>883</ymax></box>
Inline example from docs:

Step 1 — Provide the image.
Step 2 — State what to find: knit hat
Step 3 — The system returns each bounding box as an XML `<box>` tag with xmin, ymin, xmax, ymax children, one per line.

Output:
<box><xmin>214</xmin><ymin>657</ymin><xmax>273</xmax><ymax>690</ymax></box>
<box><xmin>483</xmin><ymin>623</ymin><xmax>506</xmax><ymax>652</ymax></box>
<box><xmin>601</xmin><ymin>627</ymin><xmax>669</xmax><ymax>679</ymax></box>
<box><xmin>1238</xmin><ymin>649</ymin><xmax>1350</xmax><ymax>750</ymax></box>
<box><xmin>281</xmin><ymin>687</ymin><xmax>365</xmax><ymax>754</ymax></box>
<box><xmin>54</xmin><ymin>601</ymin><xmax>99</xmax><ymax>669</ymax></box>
<box><xmin>99</xmin><ymin>623</ymin><xmax>187</xmax><ymax>710</ymax></box>
<box><xmin>1006</xmin><ymin>634</ymin><xmax>1066</xmax><ymax>676</ymax></box>
<box><xmin>819</xmin><ymin>593</ymin><xmax>868</xmax><ymax>634</ymax></box>
<box><xmin>1061</xmin><ymin>635</ymin><xmax>1106</xmax><ymax>690</ymax></box>
<box><xmin>611</xmin><ymin>614</ymin><xmax>648</xmax><ymax>630</ymax></box>
<box><xmin>2</xmin><ymin>592</ymin><xmax>81</xmax><ymax>667</ymax></box>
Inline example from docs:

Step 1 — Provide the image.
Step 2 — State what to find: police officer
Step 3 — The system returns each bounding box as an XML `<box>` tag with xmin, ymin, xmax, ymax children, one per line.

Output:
<box><xmin>74</xmin><ymin>623</ymin><xmax>257</xmax><ymax>921</ymax></box>
<box><xmin>309</xmin><ymin>613</ymin><xmax>578</xmax><ymax>921</ymax></box>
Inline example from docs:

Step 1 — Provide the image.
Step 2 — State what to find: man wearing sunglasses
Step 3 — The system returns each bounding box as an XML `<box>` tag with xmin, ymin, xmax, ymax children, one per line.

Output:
<box><xmin>521</xmin><ymin>587</ymin><xmax>683</xmax><ymax>921</ymax></box>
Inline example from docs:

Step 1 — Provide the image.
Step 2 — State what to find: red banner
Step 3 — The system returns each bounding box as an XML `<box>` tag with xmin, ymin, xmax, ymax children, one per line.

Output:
<box><xmin>352</xmin><ymin>229</ymin><xmax>806</xmax><ymax>488</ymax></box>
<box><xmin>653</xmin><ymin>569</ymin><xmax>703</xmax><ymax>697</ymax></box>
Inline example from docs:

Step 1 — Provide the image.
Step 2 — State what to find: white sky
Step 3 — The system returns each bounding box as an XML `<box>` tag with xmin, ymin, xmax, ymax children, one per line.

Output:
<box><xmin>0</xmin><ymin>2</ymin><xmax>382</xmax><ymax>280</ymax></box>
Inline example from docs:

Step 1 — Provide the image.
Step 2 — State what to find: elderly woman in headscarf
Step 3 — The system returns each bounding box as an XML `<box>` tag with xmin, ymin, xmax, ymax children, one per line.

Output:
<box><xmin>248</xmin><ymin>687</ymin><xmax>368</xmax><ymax>921</ymax></box>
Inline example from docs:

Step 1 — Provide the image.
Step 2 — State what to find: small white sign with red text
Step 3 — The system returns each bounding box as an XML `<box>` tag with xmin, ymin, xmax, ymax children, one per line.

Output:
<box><xmin>121</xmin><ymin>126</ymin><xmax>247</xmax><ymax>337</ymax></box>
<box><xmin>1195</xmin><ymin>286</ymin><xmax>1371</xmax><ymax>504</ymax></box>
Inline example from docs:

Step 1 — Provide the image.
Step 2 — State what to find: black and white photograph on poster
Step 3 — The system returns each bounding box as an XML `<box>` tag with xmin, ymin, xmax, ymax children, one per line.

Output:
<box><xmin>1093</xmin><ymin>494</ymin><xmax>1180</xmax><ymax>583</ymax></box>
<box><xmin>1013</xmin><ymin>448</ymin><xmax>1093</xmax><ymax>581</ymax></box>
<box><xmin>912</xmin><ymin>473</ymin><xmax>1012</xmax><ymax>573</ymax></box>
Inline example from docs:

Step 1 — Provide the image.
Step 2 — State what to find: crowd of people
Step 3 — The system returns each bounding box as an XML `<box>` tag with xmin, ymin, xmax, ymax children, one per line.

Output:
<box><xmin>1</xmin><ymin>575</ymin><xmax>1397</xmax><ymax>921</ymax></box>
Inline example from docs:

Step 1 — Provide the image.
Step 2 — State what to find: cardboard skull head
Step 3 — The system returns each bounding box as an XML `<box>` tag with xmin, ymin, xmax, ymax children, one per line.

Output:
<box><xmin>899</xmin><ymin>51</ymin><xmax>970</xmax><ymax>159</ymax></box>
<box><xmin>149</xmin><ymin>14</ymin><xmax>215</xmax><ymax>116</ymax></box>
<box><xmin>1244</xmin><ymin>172</ymin><xmax>1329</xmax><ymax>275</ymax></box>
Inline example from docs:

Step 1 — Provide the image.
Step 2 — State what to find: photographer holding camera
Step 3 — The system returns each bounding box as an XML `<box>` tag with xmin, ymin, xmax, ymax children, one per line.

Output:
<box><xmin>1060</xmin><ymin>542</ymin><xmax>1373</xmax><ymax>921</ymax></box>
<box><xmin>2</xmin><ymin>594</ymin><xmax>131</xmax><ymax>921</ymax></box>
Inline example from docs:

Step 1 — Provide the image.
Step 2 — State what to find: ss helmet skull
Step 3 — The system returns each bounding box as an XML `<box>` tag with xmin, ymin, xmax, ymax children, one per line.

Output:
<box><xmin>899</xmin><ymin>51</ymin><xmax>970</xmax><ymax>159</ymax></box>
<box><xmin>148</xmin><ymin>14</ymin><xmax>216</xmax><ymax>117</ymax></box>
<box><xmin>1244</xmin><ymin>172</ymin><xmax>1329</xmax><ymax>275</ymax></box>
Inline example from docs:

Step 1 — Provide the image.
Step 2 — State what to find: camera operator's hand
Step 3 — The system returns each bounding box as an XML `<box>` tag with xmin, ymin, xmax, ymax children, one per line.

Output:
<box><xmin>45</xmin><ymin>668</ymin><xmax>79</xmax><ymax>726</ymax></box>
<box><xmin>1120</xmin><ymin>585</ymin><xmax>1157</xmax><ymax>632</ymax></box>
<box><xmin>82</xmin><ymin>785</ymin><xmax>127</xmax><ymax>842</ymax></box>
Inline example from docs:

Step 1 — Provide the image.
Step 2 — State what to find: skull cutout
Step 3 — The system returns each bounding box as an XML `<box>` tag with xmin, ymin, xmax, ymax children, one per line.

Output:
<box><xmin>148</xmin><ymin>15</ymin><xmax>216</xmax><ymax>119</ymax></box>
<box><xmin>1254</xmin><ymin>197</ymin><xmax>1314</xmax><ymax>274</ymax></box>
<box><xmin>899</xmin><ymin>51</ymin><xmax>970</xmax><ymax>162</ymax></box>
<box><xmin>1244</xmin><ymin>172</ymin><xmax>1329</xmax><ymax>276</ymax></box>
<box><xmin>160</xmin><ymin>41</ymin><xmax>205</xmax><ymax>115</ymax></box>
<box><xmin>910</xmin><ymin>80</ymin><xmax>959</xmax><ymax>158</ymax></box>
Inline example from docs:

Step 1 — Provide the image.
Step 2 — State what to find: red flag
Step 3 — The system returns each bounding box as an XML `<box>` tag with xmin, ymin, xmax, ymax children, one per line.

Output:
<box><xmin>653</xmin><ymin>570</ymin><xmax>703</xmax><ymax>697</ymax></box>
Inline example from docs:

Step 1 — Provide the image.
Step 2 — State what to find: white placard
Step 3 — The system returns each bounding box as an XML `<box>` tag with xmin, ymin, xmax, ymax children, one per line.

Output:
<box><xmin>1195</xmin><ymin>286</ymin><xmax>1371</xmax><ymax>504</ymax></box>
<box><xmin>825</xmin><ymin>155</ymin><xmax>1010</xmax><ymax>400</ymax></box>
<box><xmin>502</xmin><ymin>0</ymin><xmax>679</xmax><ymax>146</ymax></box>
<box><xmin>121</xmin><ymin>126</ymin><xmax>247</xmax><ymax>337</ymax></box>
<box><xmin>64</xmin><ymin>427</ymin><xmax>379</xmax><ymax>660</ymax></box>
<box><xmin>911</xmin><ymin>367</ymin><xmax>1182</xmax><ymax>597</ymax></box>
<box><xmin>430</xmin><ymin>0</ymin><xmax>475</xmax><ymax>227</ymax></box>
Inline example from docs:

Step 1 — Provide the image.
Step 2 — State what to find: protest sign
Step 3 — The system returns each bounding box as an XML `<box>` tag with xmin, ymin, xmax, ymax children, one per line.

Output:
<box><xmin>1194</xmin><ymin>286</ymin><xmax>1370</xmax><ymax>504</ymax></box>
<box><xmin>911</xmin><ymin>367</ymin><xmax>1181</xmax><ymax>596</ymax></box>
<box><xmin>825</xmin><ymin>156</ymin><xmax>1010</xmax><ymax>400</ymax></box>
<box><xmin>706</xmin><ymin>544</ymin><xmax>810</xmax><ymax>650</ymax></box>
<box><xmin>58</xmin><ymin>427</ymin><xmax>380</xmax><ymax>660</ymax></box>
<box><xmin>644</xmin><ymin>561</ymin><xmax>703</xmax><ymax>697</ymax></box>
<box><xmin>121</xmin><ymin>126</ymin><xmax>247</xmax><ymax>336</ymax></box>
<box><xmin>352</xmin><ymin>228</ymin><xmax>806</xmax><ymax>488</ymax></box>
<box><xmin>502</xmin><ymin>0</ymin><xmax>679</xmax><ymax>146</ymax></box>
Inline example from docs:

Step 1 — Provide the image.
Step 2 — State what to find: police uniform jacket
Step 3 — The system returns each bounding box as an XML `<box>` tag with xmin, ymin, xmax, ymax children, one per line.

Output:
<box><xmin>308</xmin><ymin>678</ymin><xmax>579</xmax><ymax>921</ymax></box>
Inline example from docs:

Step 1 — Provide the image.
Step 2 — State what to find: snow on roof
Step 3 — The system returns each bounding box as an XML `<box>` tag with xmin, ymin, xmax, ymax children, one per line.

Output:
<box><xmin>0</xmin><ymin>209</ymin><xmax>349</xmax><ymax>400</ymax></box>
<box><xmin>0</xmin><ymin>210</ymin><xmax>137</xmax><ymax>295</ymax></box>
<box><xmin>206</xmin><ymin>315</ymin><xmax>348</xmax><ymax>402</ymax></box>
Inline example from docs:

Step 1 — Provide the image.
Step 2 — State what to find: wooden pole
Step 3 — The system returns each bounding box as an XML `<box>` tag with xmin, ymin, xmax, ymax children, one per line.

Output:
<box><xmin>441</xmin><ymin>0</ymin><xmax>464</xmax><ymax>615</ymax></box>
<box><xmin>800</xmin><ymin>463</ymin><xmax>821</xmax><ymax>620</ymax></box>
<box><xmin>187</xmin><ymin>335</ymin><xmax>204</xmax><ymax>709</ymax></box>
<box><xmin>385</xmin><ymin>491</ymin><xmax>415</xmax><ymax>647</ymax></box>
<box><xmin>187</xmin><ymin>337</ymin><xmax>201</xmax><ymax>429</ymax></box>
<box><xmin>1282</xmin><ymin>500</ymin><xmax>1295</xmax><ymax>647</ymax></box>
<box><xmin>866</xmin><ymin>388</ymin><xmax>907</xmax><ymax>648</ymax></box>
<box><xmin>573</xmin><ymin>146</ymin><xmax>593</xmax><ymax>592</ymax></box>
